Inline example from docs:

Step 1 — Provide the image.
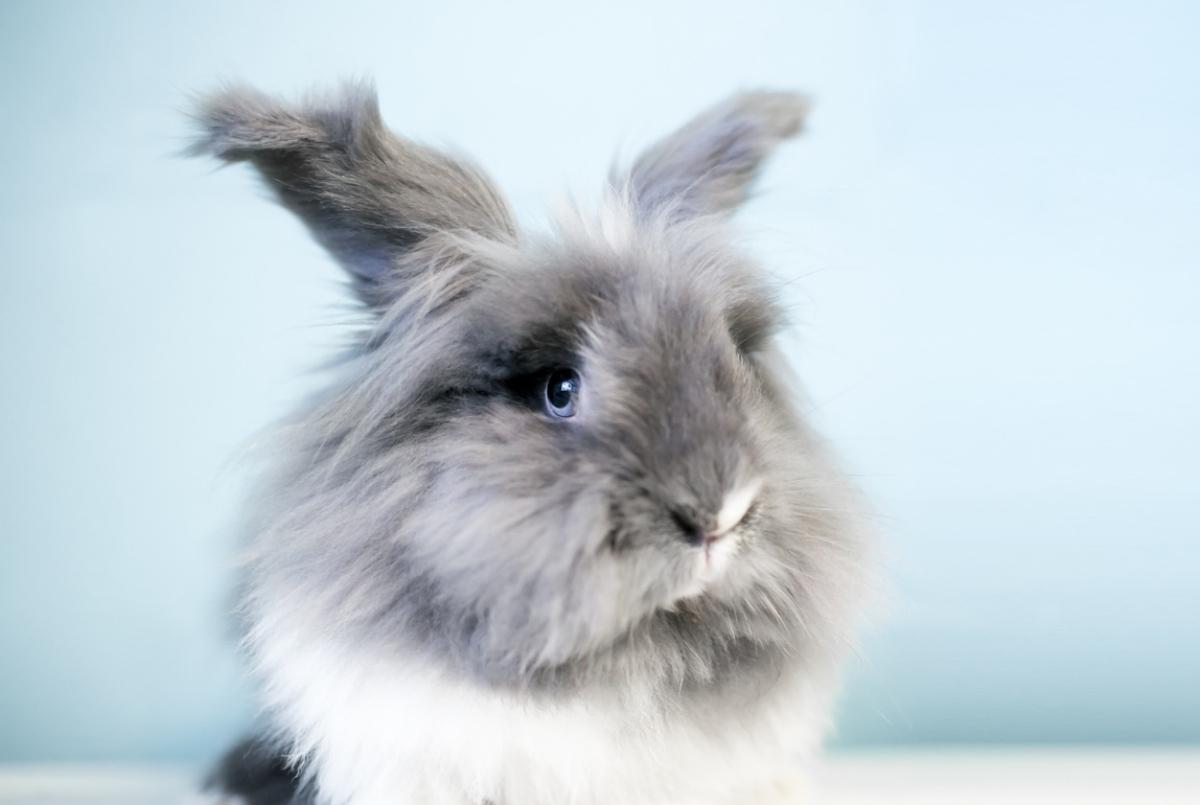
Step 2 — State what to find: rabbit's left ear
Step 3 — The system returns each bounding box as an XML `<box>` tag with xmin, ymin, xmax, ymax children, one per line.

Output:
<box><xmin>623</xmin><ymin>90</ymin><xmax>809</xmax><ymax>221</ymax></box>
<box><xmin>191</xmin><ymin>81</ymin><xmax>515</xmax><ymax>311</ymax></box>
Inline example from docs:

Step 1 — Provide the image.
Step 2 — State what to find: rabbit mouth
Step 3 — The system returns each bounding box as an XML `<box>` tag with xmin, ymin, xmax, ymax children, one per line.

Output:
<box><xmin>701</xmin><ymin>529</ymin><xmax>741</xmax><ymax>577</ymax></box>
<box><xmin>671</xmin><ymin>494</ymin><xmax>764</xmax><ymax>604</ymax></box>
<box><xmin>672</xmin><ymin>526</ymin><xmax>746</xmax><ymax>602</ymax></box>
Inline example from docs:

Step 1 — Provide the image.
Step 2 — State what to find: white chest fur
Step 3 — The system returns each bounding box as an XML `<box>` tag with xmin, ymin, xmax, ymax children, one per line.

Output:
<box><xmin>255</xmin><ymin>623</ymin><xmax>831</xmax><ymax>805</ymax></box>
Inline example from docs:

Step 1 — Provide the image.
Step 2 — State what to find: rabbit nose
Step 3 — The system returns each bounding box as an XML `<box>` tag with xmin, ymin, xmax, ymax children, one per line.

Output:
<box><xmin>671</xmin><ymin>480</ymin><xmax>762</xmax><ymax>546</ymax></box>
<box><xmin>669</xmin><ymin>507</ymin><xmax>708</xmax><ymax>546</ymax></box>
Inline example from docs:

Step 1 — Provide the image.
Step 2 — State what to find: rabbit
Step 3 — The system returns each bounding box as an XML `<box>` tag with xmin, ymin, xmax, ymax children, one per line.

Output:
<box><xmin>191</xmin><ymin>81</ymin><xmax>871</xmax><ymax>805</ymax></box>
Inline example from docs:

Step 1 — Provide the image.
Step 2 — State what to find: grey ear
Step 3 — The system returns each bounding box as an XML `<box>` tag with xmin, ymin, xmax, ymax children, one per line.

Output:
<box><xmin>191</xmin><ymin>81</ymin><xmax>515</xmax><ymax>309</ymax></box>
<box><xmin>624</xmin><ymin>90</ymin><xmax>809</xmax><ymax>220</ymax></box>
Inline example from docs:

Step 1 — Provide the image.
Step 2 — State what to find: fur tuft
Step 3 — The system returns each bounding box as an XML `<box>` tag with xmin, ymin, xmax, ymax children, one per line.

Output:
<box><xmin>205</xmin><ymin>734</ymin><xmax>307</xmax><ymax>804</ymax></box>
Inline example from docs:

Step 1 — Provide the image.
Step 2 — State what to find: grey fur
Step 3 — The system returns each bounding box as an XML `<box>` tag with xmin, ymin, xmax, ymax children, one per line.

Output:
<box><xmin>625</xmin><ymin>90</ymin><xmax>810</xmax><ymax>219</ymax></box>
<box><xmin>192</xmin><ymin>80</ymin><xmax>515</xmax><ymax>309</ymax></box>
<box><xmin>194</xmin><ymin>82</ymin><xmax>868</xmax><ymax>803</ymax></box>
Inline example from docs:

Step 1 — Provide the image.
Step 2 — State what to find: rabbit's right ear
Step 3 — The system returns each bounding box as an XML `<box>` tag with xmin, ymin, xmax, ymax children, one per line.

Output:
<box><xmin>623</xmin><ymin>90</ymin><xmax>809</xmax><ymax>222</ymax></box>
<box><xmin>191</xmin><ymin>81</ymin><xmax>515</xmax><ymax>311</ymax></box>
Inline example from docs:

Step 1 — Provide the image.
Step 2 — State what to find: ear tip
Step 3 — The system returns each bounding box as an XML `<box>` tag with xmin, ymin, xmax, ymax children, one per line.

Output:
<box><xmin>185</xmin><ymin>83</ymin><xmax>279</xmax><ymax>160</ymax></box>
<box><xmin>731</xmin><ymin>90</ymin><xmax>813</xmax><ymax>139</ymax></box>
<box><xmin>185</xmin><ymin>79</ymin><xmax>383</xmax><ymax>160</ymax></box>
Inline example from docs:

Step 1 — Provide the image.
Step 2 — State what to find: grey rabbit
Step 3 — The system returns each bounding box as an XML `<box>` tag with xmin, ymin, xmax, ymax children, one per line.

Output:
<box><xmin>192</xmin><ymin>81</ymin><xmax>870</xmax><ymax>805</ymax></box>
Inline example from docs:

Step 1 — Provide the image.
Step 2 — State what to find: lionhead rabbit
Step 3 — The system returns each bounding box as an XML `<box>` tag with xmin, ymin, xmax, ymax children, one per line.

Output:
<box><xmin>193</xmin><ymin>82</ymin><xmax>870</xmax><ymax>805</ymax></box>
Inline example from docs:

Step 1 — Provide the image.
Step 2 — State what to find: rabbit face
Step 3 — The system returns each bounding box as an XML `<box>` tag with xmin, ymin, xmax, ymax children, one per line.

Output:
<box><xmin>196</xmin><ymin>84</ymin><xmax>865</xmax><ymax>689</ymax></box>
<box><xmin>378</xmin><ymin>220</ymin><xmax>802</xmax><ymax>678</ymax></box>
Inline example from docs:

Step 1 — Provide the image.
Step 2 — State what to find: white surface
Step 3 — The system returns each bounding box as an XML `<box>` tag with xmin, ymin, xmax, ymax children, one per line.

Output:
<box><xmin>1</xmin><ymin>749</ymin><xmax>1197</xmax><ymax>804</ymax></box>
<box><xmin>814</xmin><ymin>749</ymin><xmax>1200</xmax><ymax>804</ymax></box>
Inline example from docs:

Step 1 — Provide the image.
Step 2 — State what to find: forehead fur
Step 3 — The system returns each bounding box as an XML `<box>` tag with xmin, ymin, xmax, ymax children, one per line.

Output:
<box><xmin>457</xmin><ymin>192</ymin><xmax>782</xmax><ymax>356</ymax></box>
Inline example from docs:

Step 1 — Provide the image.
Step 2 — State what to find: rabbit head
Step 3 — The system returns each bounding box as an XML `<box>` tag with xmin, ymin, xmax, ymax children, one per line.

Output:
<box><xmin>194</xmin><ymin>83</ymin><xmax>866</xmax><ymax>691</ymax></box>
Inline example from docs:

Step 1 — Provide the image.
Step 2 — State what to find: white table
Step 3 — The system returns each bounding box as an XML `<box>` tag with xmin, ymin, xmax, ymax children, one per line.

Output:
<box><xmin>814</xmin><ymin>748</ymin><xmax>1200</xmax><ymax>804</ymax></box>
<box><xmin>1</xmin><ymin>749</ymin><xmax>1197</xmax><ymax>804</ymax></box>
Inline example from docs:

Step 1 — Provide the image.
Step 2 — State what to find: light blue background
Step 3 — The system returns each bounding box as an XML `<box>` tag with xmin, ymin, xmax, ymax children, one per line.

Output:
<box><xmin>1</xmin><ymin>0</ymin><xmax>1196</xmax><ymax>762</ymax></box>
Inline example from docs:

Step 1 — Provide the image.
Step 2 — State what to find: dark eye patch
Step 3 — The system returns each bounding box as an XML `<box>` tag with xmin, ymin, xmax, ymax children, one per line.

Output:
<box><xmin>429</xmin><ymin>317</ymin><xmax>585</xmax><ymax>414</ymax></box>
<box><xmin>496</xmin><ymin>326</ymin><xmax>581</xmax><ymax>378</ymax></box>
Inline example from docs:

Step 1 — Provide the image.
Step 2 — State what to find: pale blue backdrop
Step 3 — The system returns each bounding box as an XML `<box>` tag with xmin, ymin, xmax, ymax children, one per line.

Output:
<box><xmin>1</xmin><ymin>0</ymin><xmax>1196</xmax><ymax>762</ymax></box>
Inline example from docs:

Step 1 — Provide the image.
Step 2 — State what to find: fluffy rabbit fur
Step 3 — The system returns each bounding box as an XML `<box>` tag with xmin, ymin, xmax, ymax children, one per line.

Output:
<box><xmin>193</xmin><ymin>81</ymin><xmax>870</xmax><ymax>805</ymax></box>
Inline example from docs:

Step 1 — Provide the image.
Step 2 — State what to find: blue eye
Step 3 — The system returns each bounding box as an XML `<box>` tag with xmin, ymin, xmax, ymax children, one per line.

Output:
<box><xmin>544</xmin><ymin>368</ymin><xmax>580</xmax><ymax>418</ymax></box>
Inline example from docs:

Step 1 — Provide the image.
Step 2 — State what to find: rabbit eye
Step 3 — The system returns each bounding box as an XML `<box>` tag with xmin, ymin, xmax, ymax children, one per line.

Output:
<box><xmin>544</xmin><ymin>368</ymin><xmax>580</xmax><ymax>418</ymax></box>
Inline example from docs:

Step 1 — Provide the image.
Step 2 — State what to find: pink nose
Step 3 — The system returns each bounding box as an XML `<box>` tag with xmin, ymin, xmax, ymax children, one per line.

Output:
<box><xmin>670</xmin><ymin>481</ymin><xmax>762</xmax><ymax>546</ymax></box>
